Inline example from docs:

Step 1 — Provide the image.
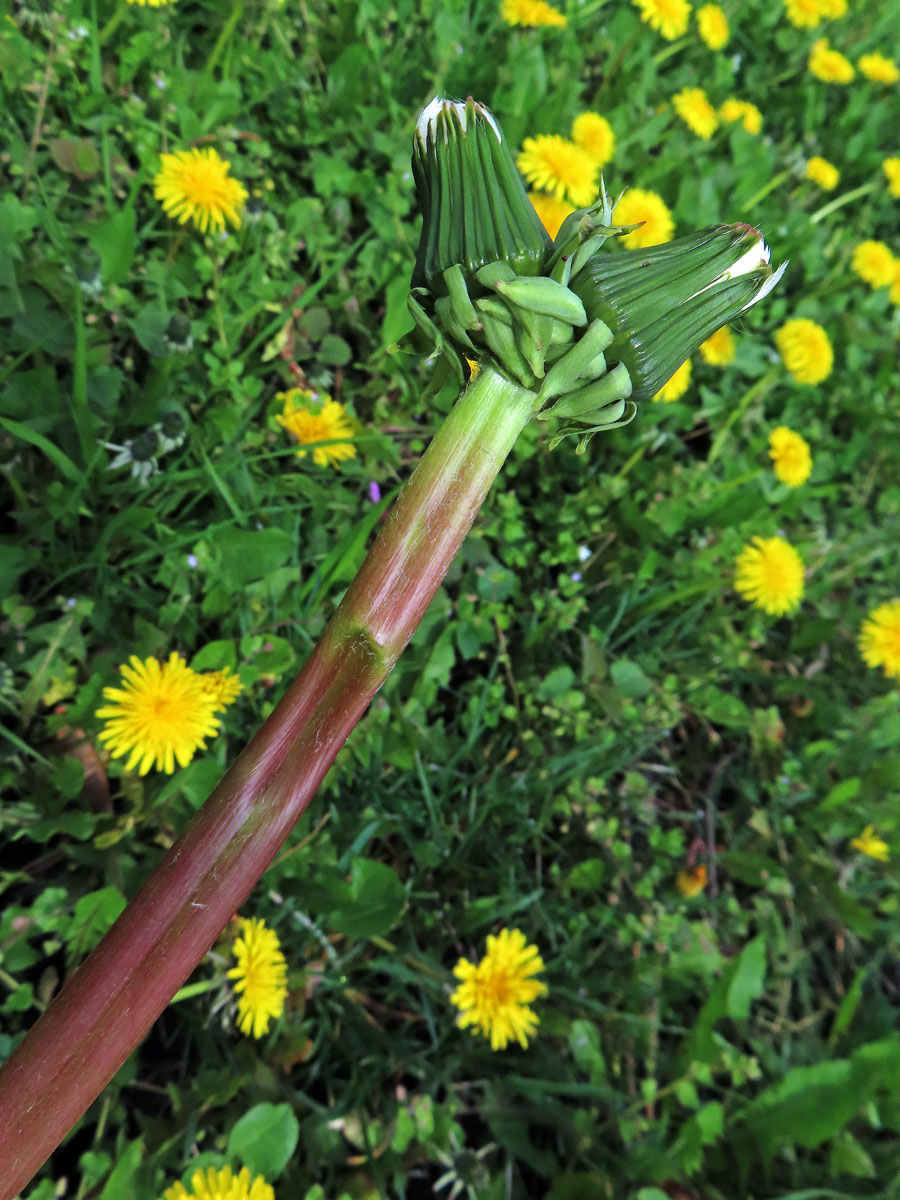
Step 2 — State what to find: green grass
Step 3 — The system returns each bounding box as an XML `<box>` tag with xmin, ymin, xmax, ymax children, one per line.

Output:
<box><xmin>2</xmin><ymin>0</ymin><xmax>900</xmax><ymax>1197</ymax></box>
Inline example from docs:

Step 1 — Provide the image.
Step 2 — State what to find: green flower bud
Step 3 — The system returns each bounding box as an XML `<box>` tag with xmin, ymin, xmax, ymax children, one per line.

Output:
<box><xmin>570</xmin><ymin>224</ymin><xmax>786</xmax><ymax>400</ymax></box>
<box><xmin>411</xmin><ymin>97</ymin><xmax>552</xmax><ymax>301</ymax></box>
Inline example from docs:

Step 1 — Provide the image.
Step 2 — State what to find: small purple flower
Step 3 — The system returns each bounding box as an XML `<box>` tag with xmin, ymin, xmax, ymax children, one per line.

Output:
<box><xmin>570</xmin><ymin>572</ymin><xmax>582</xmax><ymax>583</ymax></box>
<box><xmin>368</xmin><ymin>481</ymin><xmax>382</xmax><ymax>503</ymax></box>
<box><xmin>186</xmin><ymin>554</ymin><xmax>199</xmax><ymax>569</ymax></box>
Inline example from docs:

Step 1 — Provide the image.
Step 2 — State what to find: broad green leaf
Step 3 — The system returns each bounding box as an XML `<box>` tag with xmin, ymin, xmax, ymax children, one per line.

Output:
<box><xmin>227</xmin><ymin>1102</ymin><xmax>299</xmax><ymax>1179</ymax></box>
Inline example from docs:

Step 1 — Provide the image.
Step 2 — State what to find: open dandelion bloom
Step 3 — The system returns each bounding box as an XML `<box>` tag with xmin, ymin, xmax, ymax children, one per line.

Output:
<box><xmin>198</xmin><ymin>668</ymin><xmax>243</xmax><ymax>712</ymax></box>
<box><xmin>768</xmin><ymin>427</ymin><xmax>812</xmax><ymax>487</ymax></box>
<box><xmin>884</xmin><ymin>158</ymin><xmax>900</xmax><ymax>198</ymax></box>
<box><xmin>127</xmin><ymin>0</ymin><xmax>176</xmax><ymax>6</ymax></box>
<box><xmin>699</xmin><ymin>325</ymin><xmax>735</xmax><ymax>365</ymax></box>
<box><xmin>451</xmin><ymin>928</ymin><xmax>547</xmax><ymax>1051</ymax></box>
<box><xmin>501</xmin><ymin>0</ymin><xmax>567</xmax><ymax>26</ymax></box>
<box><xmin>653</xmin><ymin>358</ymin><xmax>692</xmax><ymax>402</ymax></box>
<box><xmin>96</xmin><ymin>653</ymin><xmax>220</xmax><ymax>775</ymax></box>
<box><xmin>774</xmin><ymin>318</ymin><xmax>833</xmax><ymax>385</ymax></box>
<box><xmin>162</xmin><ymin>1165</ymin><xmax>274</xmax><ymax>1200</ymax></box>
<box><xmin>819</xmin><ymin>0</ymin><xmax>847</xmax><ymax>14</ymax></box>
<box><xmin>697</xmin><ymin>3</ymin><xmax>728</xmax><ymax>49</ymax></box>
<box><xmin>808</xmin><ymin>38</ymin><xmax>854</xmax><ymax>84</ymax></box>
<box><xmin>571</xmin><ymin>112</ymin><xmax>616</xmax><ymax>168</ymax></box>
<box><xmin>276</xmin><ymin>389</ymin><xmax>356</xmax><ymax>468</ymax></box>
<box><xmin>858</xmin><ymin>52</ymin><xmax>899</xmax><ymax>84</ymax></box>
<box><xmin>805</xmin><ymin>156</ymin><xmax>840</xmax><ymax>190</ymax></box>
<box><xmin>783</xmin><ymin>0</ymin><xmax>822</xmax><ymax>27</ymax></box>
<box><xmin>719</xmin><ymin>98</ymin><xmax>762</xmax><ymax>135</ymax></box>
<box><xmin>529</xmin><ymin>190</ymin><xmax>575</xmax><ymax>239</ymax></box>
<box><xmin>676</xmin><ymin>865</ymin><xmax>707</xmax><ymax>897</ymax></box>
<box><xmin>850</xmin><ymin>826</ymin><xmax>890</xmax><ymax>862</ymax></box>
<box><xmin>516</xmin><ymin>135</ymin><xmax>598</xmax><ymax>206</ymax></box>
<box><xmin>734</xmin><ymin>536</ymin><xmax>805</xmax><ymax>616</ymax></box>
<box><xmin>227</xmin><ymin>917</ymin><xmax>289</xmax><ymax>1039</ymax></box>
<box><xmin>852</xmin><ymin>240</ymin><xmax>896</xmax><ymax>288</ymax></box>
<box><xmin>633</xmin><ymin>0</ymin><xmax>691</xmax><ymax>41</ymax></box>
<box><xmin>154</xmin><ymin>147</ymin><xmax>248</xmax><ymax>234</ymax></box>
<box><xmin>673</xmin><ymin>87</ymin><xmax>719</xmax><ymax>139</ymax></box>
<box><xmin>612</xmin><ymin>188</ymin><xmax>674</xmax><ymax>249</ymax></box>
<box><xmin>859</xmin><ymin>598</ymin><xmax>900</xmax><ymax>679</ymax></box>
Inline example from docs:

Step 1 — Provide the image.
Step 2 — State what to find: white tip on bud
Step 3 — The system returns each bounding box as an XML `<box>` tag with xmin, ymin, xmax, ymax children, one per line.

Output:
<box><xmin>415</xmin><ymin>97</ymin><xmax>502</xmax><ymax>147</ymax></box>
<box><xmin>686</xmin><ymin>229</ymin><xmax>784</xmax><ymax>308</ymax></box>
<box><xmin>741</xmin><ymin>258</ymin><xmax>788</xmax><ymax>312</ymax></box>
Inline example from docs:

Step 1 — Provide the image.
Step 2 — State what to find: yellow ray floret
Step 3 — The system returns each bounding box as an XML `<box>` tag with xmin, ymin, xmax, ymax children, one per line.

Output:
<box><xmin>451</xmin><ymin>928</ymin><xmax>547</xmax><ymax>1050</ymax></box>
<box><xmin>859</xmin><ymin>598</ymin><xmax>900</xmax><ymax>680</ymax></box>
<box><xmin>154</xmin><ymin>147</ymin><xmax>248</xmax><ymax>234</ymax></box>
<box><xmin>774</xmin><ymin>318</ymin><xmax>833</xmax><ymax>385</ymax></box>
<box><xmin>734</xmin><ymin>536</ymin><xmax>805</xmax><ymax>617</ymax></box>
<box><xmin>768</xmin><ymin>426</ymin><xmax>812</xmax><ymax>487</ymax></box>
<box><xmin>227</xmin><ymin>917</ymin><xmax>289</xmax><ymax>1039</ymax></box>
<box><xmin>163</xmin><ymin>1165</ymin><xmax>274</xmax><ymax>1200</ymax></box>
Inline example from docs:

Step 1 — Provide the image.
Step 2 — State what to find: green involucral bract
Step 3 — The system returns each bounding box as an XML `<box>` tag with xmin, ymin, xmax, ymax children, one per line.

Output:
<box><xmin>408</xmin><ymin>98</ymin><xmax>786</xmax><ymax>451</ymax></box>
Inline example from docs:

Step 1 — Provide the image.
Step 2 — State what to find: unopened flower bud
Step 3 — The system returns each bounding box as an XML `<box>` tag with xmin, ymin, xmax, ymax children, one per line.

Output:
<box><xmin>411</xmin><ymin>97</ymin><xmax>552</xmax><ymax>300</ymax></box>
<box><xmin>570</xmin><ymin>224</ymin><xmax>786</xmax><ymax>400</ymax></box>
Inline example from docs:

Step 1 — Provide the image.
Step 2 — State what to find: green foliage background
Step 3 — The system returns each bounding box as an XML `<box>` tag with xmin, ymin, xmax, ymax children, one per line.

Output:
<box><xmin>1</xmin><ymin>0</ymin><xmax>899</xmax><ymax>1197</ymax></box>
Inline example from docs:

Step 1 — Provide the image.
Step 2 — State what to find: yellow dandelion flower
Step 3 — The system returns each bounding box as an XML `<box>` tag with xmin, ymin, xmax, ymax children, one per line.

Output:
<box><xmin>612</xmin><ymin>187</ymin><xmax>674</xmax><ymax>249</ymax></box>
<box><xmin>276</xmin><ymin>389</ymin><xmax>356</xmax><ymax>469</ymax></box>
<box><xmin>127</xmin><ymin>0</ymin><xmax>176</xmax><ymax>6</ymax></box>
<box><xmin>198</xmin><ymin>667</ymin><xmax>243</xmax><ymax>712</ymax></box>
<box><xmin>783</xmin><ymin>0</ymin><xmax>822</xmax><ymax>28</ymax></box>
<box><xmin>850</xmin><ymin>825</ymin><xmax>890</xmax><ymax>863</ymax></box>
<box><xmin>858</xmin><ymin>52</ymin><xmax>899</xmax><ymax>84</ymax></box>
<box><xmin>163</xmin><ymin>1165</ymin><xmax>274</xmax><ymax>1200</ymax></box>
<box><xmin>808</xmin><ymin>38</ymin><xmax>854</xmax><ymax>84</ymax></box>
<box><xmin>719</xmin><ymin>98</ymin><xmax>762</xmax><ymax>135</ymax></box>
<box><xmin>653</xmin><ymin>358</ymin><xmax>692</xmax><ymax>402</ymax></box>
<box><xmin>774</xmin><ymin>318</ymin><xmax>833</xmax><ymax>386</ymax></box>
<box><xmin>891</xmin><ymin>261</ymin><xmax>900</xmax><ymax>306</ymax></box>
<box><xmin>516</xmin><ymin>136</ymin><xmax>598</xmax><ymax>206</ymax></box>
<box><xmin>153</xmin><ymin>147</ymin><xmax>247</xmax><ymax>235</ymax></box>
<box><xmin>883</xmin><ymin>157</ymin><xmax>900</xmax><ymax>198</ymax></box>
<box><xmin>528</xmin><ymin>190</ymin><xmax>576</xmax><ymax>239</ymax></box>
<box><xmin>859</xmin><ymin>598</ymin><xmax>900</xmax><ymax>680</ymax></box>
<box><xmin>227</xmin><ymin>917</ymin><xmax>289</xmax><ymax>1039</ymax></box>
<box><xmin>672</xmin><ymin>86</ymin><xmax>719</xmax><ymax>140</ymax></box>
<box><xmin>696</xmin><ymin>3</ymin><xmax>728</xmax><ymax>49</ymax></box>
<box><xmin>851</xmin><ymin>240</ymin><xmax>896</xmax><ymax>288</ymax></box>
<box><xmin>633</xmin><ymin>0</ymin><xmax>691</xmax><ymax>40</ymax></box>
<box><xmin>96</xmin><ymin>653</ymin><xmax>220</xmax><ymax>776</ymax></box>
<box><xmin>734</xmin><ymin>536</ymin><xmax>805</xmax><ymax>617</ymax></box>
<box><xmin>818</xmin><ymin>0</ymin><xmax>846</xmax><ymax>15</ymax></box>
<box><xmin>676</xmin><ymin>865</ymin><xmax>707</xmax><ymax>897</ymax></box>
<box><xmin>768</xmin><ymin>426</ymin><xmax>812</xmax><ymax>487</ymax></box>
<box><xmin>451</xmin><ymin>928</ymin><xmax>547</xmax><ymax>1051</ymax></box>
<box><xmin>699</xmin><ymin>325</ymin><xmax>735</xmax><ymax>365</ymax></box>
<box><xmin>501</xmin><ymin>0</ymin><xmax>566</xmax><ymax>26</ymax></box>
<box><xmin>805</xmin><ymin>156</ymin><xmax>840</xmax><ymax>190</ymax></box>
<box><xmin>571</xmin><ymin>112</ymin><xmax>616</xmax><ymax>168</ymax></box>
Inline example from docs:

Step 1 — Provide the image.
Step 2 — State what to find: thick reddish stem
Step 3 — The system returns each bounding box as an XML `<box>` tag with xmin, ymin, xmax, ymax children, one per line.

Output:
<box><xmin>0</xmin><ymin>367</ymin><xmax>533</xmax><ymax>1197</ymax></box>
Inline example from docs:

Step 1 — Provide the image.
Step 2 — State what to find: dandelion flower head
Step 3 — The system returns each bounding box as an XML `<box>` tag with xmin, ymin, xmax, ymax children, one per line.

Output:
<box><xmin>516</xmin><ymin>135</ymin><xmax>598</xmax><ymax>205</ymax></box>
<box><xmin>227</xmin><ymin>917</ymin><xmax>289</xmax><ymax>1039</ymax></box>
<box><xmin>850</xmin><ymin>825</ymin><xmax>890</xmax><ymax>862</ymax></box>
<box><xmin>699</xmin><ymin>326</ymin><xmax>735</xmax><ymax>365</ymax></box>
<box><xmin>673</xmin><ymin>87</ymin><xmax>719</xmax><ymax>139</ymax></box>
<box><xmin>501</xmin><ymin>0</ymin><xmax>567</xmax><ymax>26</ymax></box>
<box><xmin>633</xmin><ymin>0</ymin><xmax>691</xmax><ymax>41</ymax></box>
<box><xmin>858</xmin><ymin>53</ymin><xmax>899</xmax><ymax>84</ymax></box>
<box><xmin>571</xmin><ymin>112</ymin><xmax>616</xmax><ymax>168</ymax></box>
<box><xmin>451</xmin><ymin>928</ymin><xmax>547</xmax><ymax>1051</ymax></box>
<box><xmin>529</xmin><ymin>190</ymin><xmax>575</xmax><ymax>239</ymax></box>
<box><xmin>891</xmin><ymin>261</ymin><xmax>900</xmax><ymax>306</ymax></box>
<box><xmin>613</xmin><ymin>187</ymin><xmax>674</xmax><ymax>249</ymax></box>
<box><xmin>783</xmin><ymin>0</ymin><xmax>823</xmax><ymax>27</ymax></box>
<box><xmin>883</xmin><ymin>157</ymin><xmax>900</xmax><ymax>198</ymax></box>
<box><xmin>153</xmin><ymin>147</ymin><xmax>247</xmax><ymax>234</ymax></box>
<box><xmin>859</xmin><ymin>598</ymin><xmax>900</xmax><ymax>680</ymax></box>
<box><xmin>696</xmin><ymin>4</ymin><xmax>729</xmax><ymax>49</ymax></box>
<box><xmin>198</xmin><ymin>667</ymin><xmax>243</xmax><ymax>712</ymax></box>
<box><xmin>162</xmin><ymin>1165</ymin><xmax>274</xmax><ymax>1200</ymax></box>
<box><xmin>818</xmin><ymin>0</ymin><xmax>847</xmax><ymax>14</ymax></box>
<box><xmin>96</xmin><ymin>653</ymin><xmax>220</xmax><ymax>776</ymax></box>
<box><xmin>719</xmin><ymin>98</ymin><xmax>762</xmax><ymax>135</ymax></box>
<box><xmin>676</xmin><ymin>865</ymin><xmax>708</xmax><ymax>897</ymax></box>
<box><xmin>808</xmin><ymin>38</ymin><xmax>854</xmax><ymax>84</ymax></box>
<box><xmin>805</xmin><ymin>156</ymin><xmax>840</xmax><ymax>190</ymax></box>
<box><xmin>768</xmin><ymin>427</ymin><xmax>812</xmax><ymax>487</ymax></box>
<box><xmin>276</xmin><ymin>389</ymin><xmax>357</xmax><ymax>468</ymax></box>
<box><xmin>852</xmin><ymin>240</ymin><xmax>896</xmax><ymax>288</ymax></box>
<box><xmin>734</xmin><ymin>536</ymin><xmax>805</xmax><ymax>617</ymax></box>
<box><xmin>653</xmin><ymin>358</ymin><xmax>692</xmax><ymax>402</ymax></box>
<box><xmin>127</xmin><ymin>0</ymin><xmax>177</xmax><ymax>6</ymax></box>
<box><xmin>775</xmin><ymin>318</ymin><xmax>833</xmax><ymax>386</ymax></box>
